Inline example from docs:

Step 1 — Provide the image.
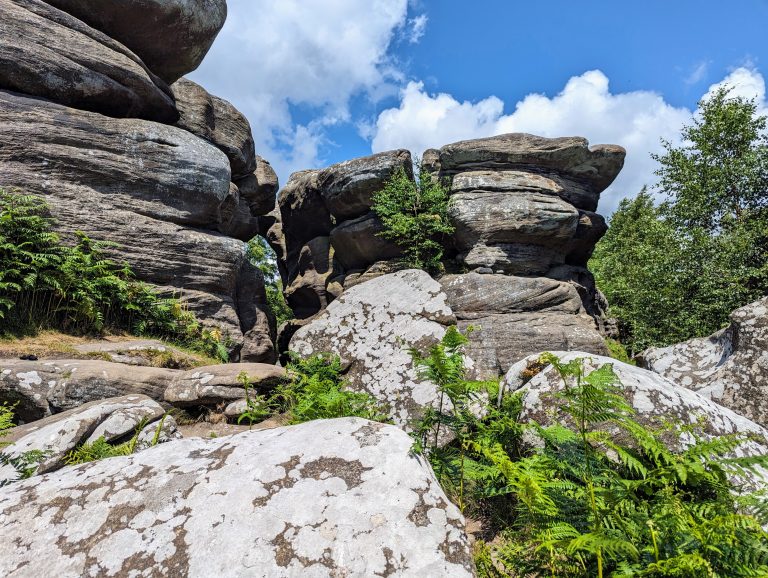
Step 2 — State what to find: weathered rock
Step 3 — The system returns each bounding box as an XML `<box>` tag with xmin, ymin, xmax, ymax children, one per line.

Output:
<box><xmin>434</xmin><ymin>133</ymin><xmax>626</xmax><ymax>195</ymax></box>
<box><xmin>234</xmin><ymin>156</ymin><xmax>280</xmax><ymax>217</ymax></box>
<box><xmin>566</xmin><ymin>210</ymin><xmax>608</xmax><ymax>265</ymax></box>
<box><xmin>0</xmin><ymin>418</ymin><xmax>473</xmax><ymax>577</ymax></box>
<box><xmin>171</xmin><ymin>78</ymin><xmax>256</xmax><ymax>180</ymax></box>
<box><xmin>547</xmin><ymin>265</ymin><xmax>617</xmax><ymax>337</ymax></box>
<box><xmin>329</xmin><ymin>212</ymin><xmax>403</xmax><ymax>271</ymax></box>
<box><xmin>319</xmin><ymin>149</ymin><xmax>412</xmax><ymax>220</ymax></box>
<box><xmin>0</xmin><ymin>395</ymin><xmax>178</xmax><ymax>480</ymax></box>
<box><xmin>0</xmin><ymin>359</ymin><xmax>290</xmax><ymax>421</ymax></box>
<box><xmin>440</xmin><ymin>273</ymin><xmax>582</xmax><ymax>319</ymax></box>
<box><xmin>0</xmin><ymin>359</ymin><xmax>176</xmax><ymax>422</ymax></box>
<box><xmin>504</xmin><ymin>352</ymin><xmax>768</xmax><ymax>467</ymax></box>
<box><xmin>46</xmin><ymin>0</ymin><xmax>227</xmax><ymax>83</ymax></box>
<box><xmin>0</xmin><ymin>0</ymin><xmax>178</xmax><ymax>122</ymax></box>
<box><xmin>164</xmin><ymin>364</ymin><xmax>288</xmax><ymax>407</ymax></box>
<box><xmin>0</xmin><ymin>91</ymin><xmax>274</xmax><ymax>359</ymax></box>
<box><xmin>284</xmin><ymin>236</ymin><xmax>340</xmax><ymax>319</ymax></box>
<box><xmin>640</xmin><ymin>297</ymin><xmax>768</xmax><ymax>429</ymax></box>
<box><xmin>440</xmin><ymin>273</ymin><xmax>607</xmax><ymax>378</ymax></box>
<box><xmin>449</xmin><ymin>191</ymin><xmax>579</xmax><ymax>250</ymax></box>
<box><xmin>73</xmin><ymin>339</ymin><xmax>199</xmax><ymax>368</ymax></box>
<box><xmin>290</xmin><ymin>270</ymin><xmax>459</xmax><ymax>429</ymax></box>
<box><xmin>462</xmin><ymin>242</ymin><xmax>565</xmax><ymax>275</ymax></box>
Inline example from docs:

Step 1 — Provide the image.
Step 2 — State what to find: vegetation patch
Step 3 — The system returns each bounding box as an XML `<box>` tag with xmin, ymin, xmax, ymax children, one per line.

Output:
<box><xmin>407</xmin><ymin>328</ymin><xmax>768</xmax><ymax>577</ymax></box>
<box><xmin>247</xmin><ymin>236</ymin><xmax>293</xmax><ymax>326</ymax></box>
<box><xmin>0</xmin><ymin>190</ymin><xmax>230</xmax><ymax>361</ymax></box>
<box><xmin>372</xmin><ymin>164</ymin><xmax>455</xmax><ymax>274</ymax></box>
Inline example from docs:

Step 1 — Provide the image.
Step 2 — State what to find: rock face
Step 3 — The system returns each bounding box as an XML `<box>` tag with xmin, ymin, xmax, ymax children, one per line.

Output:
<box><xmin>290</xmin><ymin>270</ymin><xmax>458</xmax><ymax>429</ymax></box>
<box><xmin>505</xmin><ymin>352</ymin><xmax>768</xmax><ymax>466</ymax></box>
<box><xmin>279</xmin><ymin>150</ymin><xmax>411</xmax><ymax>318</ymax></box>
<box><xmin>0</xmin><ymin>0</ymin><xmax>178</xmax><ymax>122</ymax></box>
<box><xmin>0</xmin><ymin>90</ymin><xmax>275</xmax><ymax>361</ymax></box>
<box><xmin>0</xmin><ymin>359</ymin><xmax>287</xmax><ymax>422</ymax></box>
<box><xmin>640</xmin><ymin>297</ymin><xmax>768</xmax><ymax>429</ymax></box>
<box><xmin>441</xmin><ymin>273</ymin><xmax>607</xmax><ymax>378</ymax></box>
<box><xmin>45</xmin><ymin>0</ymin><xmax>227</xmax><ymax>83</ymax></box>
<box><xmin>0</xmin><ymin>395</ymin><xmax>179</xmax><ymax>480</ymax></box>
<box><xmin>0</xmin><ymin>418</ymin><xmax>473</xmax><ymax>577</ymax></box>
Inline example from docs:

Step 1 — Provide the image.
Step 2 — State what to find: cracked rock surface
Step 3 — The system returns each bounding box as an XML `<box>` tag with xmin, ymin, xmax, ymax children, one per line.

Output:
<box><xmin>0</xmin><ymin>417</ymin><xmax>473</xmax><ymax>578</ymax></box>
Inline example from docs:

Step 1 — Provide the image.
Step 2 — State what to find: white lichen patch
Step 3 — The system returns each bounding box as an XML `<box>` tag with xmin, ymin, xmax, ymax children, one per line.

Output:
<box><xmin>0</xmin><ymin>418</ymin><xmax>473</xmax><ymax>578</ymax></box>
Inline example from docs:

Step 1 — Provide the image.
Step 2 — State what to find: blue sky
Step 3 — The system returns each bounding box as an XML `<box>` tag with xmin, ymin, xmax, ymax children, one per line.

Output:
<box><xmin>191</xmin><ymin>0</ymin><xmax>768</xmax><ymax>213</ymax></box>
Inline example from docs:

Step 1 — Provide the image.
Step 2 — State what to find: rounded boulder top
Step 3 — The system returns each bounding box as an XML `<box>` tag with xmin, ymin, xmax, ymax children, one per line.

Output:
<box><xmin>45</xmin><ymin>0</ymin><xmax>228</xmax><ymax>83</ymax></box>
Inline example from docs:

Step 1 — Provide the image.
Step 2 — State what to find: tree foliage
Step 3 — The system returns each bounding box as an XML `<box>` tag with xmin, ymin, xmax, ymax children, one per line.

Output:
<box><xmin>591</xmin><ymin>88</ymin><xmax>768</xmax><ymax>353</ymax></box>
<box><xmin>0</xmin><ymin>190</ymin><xmax>229</xmax><ymax>360</ymax></box>
<box><xmin>372</xmin><ymin>165</ymin><xmax>455</xmax><ymax>274</ymax></box>
<box><xmin>247</xmin><ymin>235</ymin><xmax>293</xmax><ymax>326</ymax></box>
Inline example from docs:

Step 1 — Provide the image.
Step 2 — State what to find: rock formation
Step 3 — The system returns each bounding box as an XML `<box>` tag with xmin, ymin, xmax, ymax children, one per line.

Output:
<box><xmin>640</xmin><ymin>296</ymin><xmax>768</xmax><ymax>429</ymax></box>
<box><xmin>277</xmin><ymin>134</ymin><xmax>624</xmax><ymax>376</ymax></box>
<box><xmin>278</xmin><ymin>150</ymin><xmax>411</xmax><ymax>319</ymax></box>
<box><xmin>0</xmin><ymin>418</ymin><xmax>474</xmax><ymax>577</ymax></box>
<box><xmin>0</xmin><ymin>0</ymin><xmax>277</xmax><ymax>361</ymax></box>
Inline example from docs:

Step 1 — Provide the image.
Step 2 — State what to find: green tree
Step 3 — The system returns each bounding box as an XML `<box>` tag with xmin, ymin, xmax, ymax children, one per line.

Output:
<box><xmin>591</xmin><ymin>87</ymin><xmax>768</xmax><ymax>353</ymax></box>
<box><xmin>372</xmin><ymin>165</ymin><xmax>455</xmax><ymax>274</ymax></box>
<box><xmin>247</xmin><ymin>236</ymin><xmax>293</xmax><ymax>325</ymax></box>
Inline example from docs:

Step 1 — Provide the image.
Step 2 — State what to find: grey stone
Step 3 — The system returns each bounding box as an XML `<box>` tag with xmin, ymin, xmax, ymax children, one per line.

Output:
<box><xmin>164</xmin><ymin>364</ymin><xmax>288</xmax><ymax>407</ymax></box>
<box><xmin>0</xmin><ymin>418</ymin><xmax>473</xmax><ymax>577</ymax></box>
<box><xmin>284</xmin><ymin>236</ymin><xmax>341</xmax><ymax>319</ymax></box>
<box><xmin>0</xmin><ymin>91</ymin><xmax>274</xmax><ymax>359</ymax></box>
<box><xmin>435</xmin><ymin>133</ymin><xmax>626</xmax><ymax>194</ymax></box>
<box><xmin>46</xmin><ymin>0</ymin><xmax>227</xmax><ymax>83</ymax></box>
<box><xmin>329</xmin><ymin>212</ymin><xmax>403</xmax><ymax>271</ymax></box>
<box><xmin>0</xmin><ymin>0</ymin><xmax>177</xmax><ymax>122</ymax></box>
<box><xmin>461</xmin><ymin>242</ymin><xmax>565</xmax><ymax>275</ymax></box>
<box><xmin>0</xmin><ymin>395</ymin><xmax>177</xmax><ymax>479</ymax></box>
<box><xmin>290</xmin><ymin>270</ymin><xmax>459</xmax><ymax>430</ymax></box>
<box><xmin>640</xmin><ymin>297</ymin><xmax>768</xmax><ymax>429</ymax></box>
<box><xmin>319</xmin><ymin>149</ymin><xmax>413</xmax><ymax>220</ymax></box>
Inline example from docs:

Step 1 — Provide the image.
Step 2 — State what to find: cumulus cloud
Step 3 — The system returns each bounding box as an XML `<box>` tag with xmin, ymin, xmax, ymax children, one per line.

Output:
<box><xmin>370</xmin><ymin>67</ymin><xmax>768</xmax><ymax>214</ymax></box>
<box><xmin>189</xmin><ymin>0</ymin><xmax>411</xmax><ymax>181</ymax></box>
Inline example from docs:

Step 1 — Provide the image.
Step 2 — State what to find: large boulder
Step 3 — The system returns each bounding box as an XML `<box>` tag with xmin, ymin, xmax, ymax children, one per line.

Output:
<box><xmin>504</xmin><ymin>352</ymin><xmax>768</xmax><ymax>465</ymax></box>
<box><xmin>45</xmin><ymin>0</ymin><xmax>227</xmax><ymax>84</ymax></box>
<box><xmin>0</xmin><ymin>90</ymin><xmax>274</xmax><ymax>360</ymax></box>
<box><xmin>0</xmin><ymin>359</ymin><xmax>288</xmax><ymax>422</ymax></box>
<box><xmin>0</xmin><ymin>418</ymin><xmax>474</xmax><ymax>577</ymax></box>
<box><xmin>290</xmin><ymin>270</ymin><xmax>458</xmax><ymax>429</ymax></box>
<box><xmin>441</xmin><ymin>273</ymin><xmax>607</xmax><ymax>378</ymax></box>
<box><xmin>640</xmin><ymin>297</ymin><xmax>768</xmax><ymax>429</ymax></box>
<box><xmin>0</xmin><ymin>395</ymin><xmax>179</xmax><ymax>480</ymax></box>
<box><xmin>0</xmin><ymin>0</ymin><xmax>177</xmax><ymax>122</ymax></box>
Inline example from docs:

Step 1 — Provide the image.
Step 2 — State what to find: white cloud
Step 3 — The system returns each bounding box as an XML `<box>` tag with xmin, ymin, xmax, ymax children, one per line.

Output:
<box><xmin>370</xmin><ymin>68</ymin><xmax>768</xmax><ymax>214</ymax></box>
<box><xmin>705</xmin><ymin>67</ymin><xmax>767</xmax><ymax>110</ymax></box>
<box><xmin>407</xmin><ymin>14</ymin><xmax>428</xmax><ymax>43</ymax></box>
<box><xmin>685</xmin><ymin>60</ymin><xmax>710</xmax><ymax>85</ymax></box>
<box><xmin>189</xmin><ymin>0</ymin><xmax>411</xmax><ymax>182</ymax></box>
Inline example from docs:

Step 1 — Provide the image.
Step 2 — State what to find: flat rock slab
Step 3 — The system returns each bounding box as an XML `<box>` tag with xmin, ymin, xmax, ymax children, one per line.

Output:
<box><xmin>0</xmin><ymin>394</ymin><xmax>178</xmax><ymax>481</ymax></box>
<box><xmin>290</xmin><ymin>270</ymin><xmax>458</xmax><ymax>429</ymax></box>
<box><xmin>0</xmin><ymin>418</ymin><xmax>473</xmax><ymax>577</ymax></box>
<box><xmin>74</xmin><ymin>339</ymin><xmax>199</xmax><ymax>368</ymax></box>
<box><xmin>640</xmin><ymin>296</ymin><xmax>768</xmax><ymax>429</ymax></box>
<box><xmin>0</xmin><ymin>359</ymin><xmax>286</xmax><ymax>421</ymax></box>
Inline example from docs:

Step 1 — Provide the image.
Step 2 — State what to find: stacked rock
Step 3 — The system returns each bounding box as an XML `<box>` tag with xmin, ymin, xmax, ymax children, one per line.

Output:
<box><xmin>0</xmin><ymin>0</ymin><xmax>277</xmax><ymax>361</ymax></box>
<box><xmin>428</xmin><ymin>133</ymin><xmax>625</xmax><ymax>376</ymax></box>
<box><xmin>277</xmin><ymin>150</ymin><xmax>412</xmax><ymax>319</ymax></box>
<box><xmin>278</xmin><ymin>134</ymin><xmax>625</xmax><ymax>376</ymax></box>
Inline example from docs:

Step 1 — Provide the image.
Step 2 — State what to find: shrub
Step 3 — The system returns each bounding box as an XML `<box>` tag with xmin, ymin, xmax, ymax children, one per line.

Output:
<box><xmin>0</xmin><ymin>403</ymin><xmax>47</xmax><ymax>485</ymax></box>
<box><xmin>64</xmin><ymin>415</ymin><xmax>168</xmax><ymax>466</ymax></box>
<box><xmin>407</xmin><ymin>329</ymin><xmax>768</xmax><ymax>577</ymax></box>
<box><xmin>238</xmin><ymin>353</ymin><xmax>389</xmax><ymax>426</ymax></box>
<box><xmin>0</xmin><ymin>190</ymin><xmax>229</xmax><ymax>360</ymax></box>
<box><xmin>372</xmin><ymin>165</ymin><xmax>454</xmax><ymax>274</ymax></box>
